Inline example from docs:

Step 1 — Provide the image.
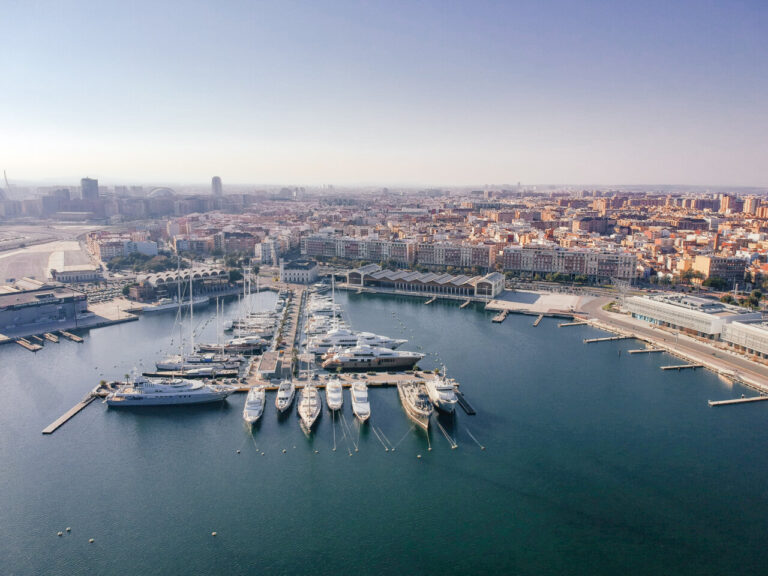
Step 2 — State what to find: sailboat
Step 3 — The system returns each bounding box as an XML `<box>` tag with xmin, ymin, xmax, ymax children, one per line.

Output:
<box><xmin>298</xmin><ymin>384</ymin><xmax>321</xmax><ymax>430</ymax></box>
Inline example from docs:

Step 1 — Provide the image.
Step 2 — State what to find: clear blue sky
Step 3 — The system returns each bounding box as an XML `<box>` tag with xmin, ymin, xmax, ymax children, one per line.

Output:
<box><xmin>2</xmin><ymin>0</ymin><xmax>767</xmax><ymax>187</ymax></box>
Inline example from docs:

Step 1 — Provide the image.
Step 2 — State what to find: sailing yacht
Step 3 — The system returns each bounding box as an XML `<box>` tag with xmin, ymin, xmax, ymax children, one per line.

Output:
<box><xmin>325</xmin><ymin>378</ymin><xmax>343</xmax><ymax>411</ymax></box>
<box><xmin>424</xmin><ymin>368</ymin><xmax>458</xmax><ymax>413</ymax></box>
<box><xmin>243</xmin><ymin>385</ymin><xmax>266</xmax><ymax>424</ymax></box>
<box><xmin>298</xmin><ymin>385</ymin><xmax>321</xmax><ymax>430</ymax></box>
<box><xmin>275</xmin><ymin>379</ymin><xmax>296</xmax><ymax>413</ymax></box>
<box><xmin>350</xmin><ymin>381</ymin><xmax>370</xmax><ymax>422</ymax></box>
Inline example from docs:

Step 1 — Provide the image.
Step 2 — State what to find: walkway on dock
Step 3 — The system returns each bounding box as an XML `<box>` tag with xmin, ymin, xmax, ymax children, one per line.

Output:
<box><xmin>42</xmin><ymin>394</ymin><xmax>96</xmax><ymax>434</ymax></box>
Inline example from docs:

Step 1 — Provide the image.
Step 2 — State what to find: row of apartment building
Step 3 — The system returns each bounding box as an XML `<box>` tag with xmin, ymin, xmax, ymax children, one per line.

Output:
<box><xmin>300</xmin><ymin>234</ymin><xmax>638</xmax><ymax>279</ymax></box>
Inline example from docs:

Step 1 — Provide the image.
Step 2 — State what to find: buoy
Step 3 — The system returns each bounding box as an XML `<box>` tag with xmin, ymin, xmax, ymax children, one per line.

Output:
<box><xmin>428</xmin><ymin>447</ymin><xmax>432</xmax><ymax>451</ymax></box>
<box><xmin>314</xmin><ymin>450</ymin><xmax>319</xmax><ymax>454</ymax></box>
<box><xmin>89</xmin><ymin>538</ymin><xmax>94</xmax><ymax>544</ymax></box>
<box><xmin>236</xmin><ymin>450</ymin><xmax>240</xmax><ymax>454</ymax></box>
<box><xmin>282</xmin><ymin>449</ymin><xmax>286</xmax><ymax>453</ymax></box>
<box><xmin>332</xmin><ymin>448</ymin><xmax>336</xmax><ymax>452</ymax></box>
<box><xmin>211</xmin><ymin>532</ymin><xmax>217</xmax><ymax>537</ymax></box>
<box><xmin>57</xmin><ymin>532</ymin><xmax>63</xmax><ymax>537</ymax></box>
<box><xmin>66</xmin><ymin>527</ymin><xmax>71</xmax><ymax>532</ymax></box>
<box><xmin>261</xmin><ymin>452</ymin><xmax>265</xmax><ymax>455</ymax></box>
<box><xmin>417</xmin><ymin>454</ymin><xmax>422</xmax><ymax>459</ymax></box>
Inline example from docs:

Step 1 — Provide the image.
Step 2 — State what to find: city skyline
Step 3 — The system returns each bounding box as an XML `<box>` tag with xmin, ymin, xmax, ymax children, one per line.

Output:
<box><xmin>3</xmin><ymin>0</ymin><xmax>767</xmax><ymax>187</ymax></box>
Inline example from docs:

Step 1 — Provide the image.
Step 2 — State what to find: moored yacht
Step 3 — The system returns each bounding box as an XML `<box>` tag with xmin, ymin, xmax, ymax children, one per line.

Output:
<box><xmin>325</xmin><ymin>378</ymin><xmax>343</xmax><ymax>411</ymax></box>
<box><xmin>321</xmin><ymin>345</ymin><xmax>424</xmax><ymax>372</ymax></box>
<box><xmin>298</xmin><ymin>385</ymin><xmax>321</xmax><ymax>430</ymax></box>
<box><xmin>275</xmin><ymin>379</ymin><xmax>296</xmax><ymax>413</ymax></box>
<box><xmin>397</xmin><ymin>381</ymin><xmax>433</xmax><ymax>430</ymax></box>
<box><xmin>243</xmin><ymin>385</ymin><xmax>266</xmax><ymax>424</ymax></box>
<box><xmin>425</xmin><ymin>369</ymin><xmax>458</xmax><ymax>413</ymax></box>
<box><xmin>106</xmin><ymin>374</ymin><xmax>234</xmax><ymax>407</ymax></box>
<box><xmin>350</xmin><ymin>381</ymin><xmax>370</xmax><ymax>422</ymax></box>
<box><xmin>306</xmin><ymin>327</ymin><xmax>407</xmax><ymax>355</ymax></box>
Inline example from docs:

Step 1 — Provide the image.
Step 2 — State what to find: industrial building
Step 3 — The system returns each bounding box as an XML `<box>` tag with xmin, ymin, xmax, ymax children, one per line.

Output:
<box><xmin>346</xmin><ymin>264</ymin><xmax>504</xmax><ymax>298</ymax></box>
<box><xmin>279</xmin><ymin>260</ymin><xmax>318</xmax><ymax>284</ymax></box>
<box><xmin>0</xmin><ymin>285</ymin><xmax>87</xmax><ymax>333</ymax></box>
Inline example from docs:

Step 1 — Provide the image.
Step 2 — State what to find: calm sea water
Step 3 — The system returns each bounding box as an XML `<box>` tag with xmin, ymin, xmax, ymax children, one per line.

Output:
<box><xmin>2</xmin><ymin>291</ymin><xmax>768</xmax><ymax>575</ymax></box>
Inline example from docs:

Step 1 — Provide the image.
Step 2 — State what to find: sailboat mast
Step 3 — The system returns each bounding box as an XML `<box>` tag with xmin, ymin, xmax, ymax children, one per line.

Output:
<box><xmin>189</xmin><ymin>271</ymin><xmax>194</xmax><ymax>354</ymax></box>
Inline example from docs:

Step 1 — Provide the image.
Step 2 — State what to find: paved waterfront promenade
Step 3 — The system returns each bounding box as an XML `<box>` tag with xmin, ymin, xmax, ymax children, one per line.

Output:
<box><xmin>583</xmin><ymin>297</ymin><xmax>768</xmax><ymax>394</ymax></box>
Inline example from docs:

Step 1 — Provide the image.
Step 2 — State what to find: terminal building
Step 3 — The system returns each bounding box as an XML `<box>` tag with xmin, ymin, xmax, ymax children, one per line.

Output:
<box><xmin>279</xmin><ymin>259</ymin><xmax>319</xmax><ymax>284</ymax></box>
<box><xmin>346</xmin><ymin>264</ymin><xmax>504</xmax><ymax>298</ymax></box>
<box><xmin>721</xmin><ymin>322</ymin><xmax>768</xmax><ymax>359</ymax></box>
<box><xmin>0</xmin><ymin>283</ymin><xmax>87</xmax><ymax>334</ymax></box>
<box><xmin>624</xmin><ymin>294</ymin><xmax>761</xmax><ymax>339</ymax></box>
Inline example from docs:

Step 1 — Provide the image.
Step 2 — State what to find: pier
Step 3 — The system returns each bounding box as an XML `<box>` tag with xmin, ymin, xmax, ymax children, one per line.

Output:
<box><xmin>59</xmin><ymin>330</ymin><xmax>83</xmax><ymax>343</ymax></box>
<box><xmin>425</xmin><ymin>296</ymin><xmax>437</xmax><ymax>305</ymax></box>
<box><xmin>44</xmin><ymin>332</ymin><xmax>59</xmax><ymax>343</ymax></box>
<box><xmin>29</xmin><ymin>334</ymin><xmax>44</xmax><ymax>345</ymax></box>
<box><xmin>708</xmin><ymin>396</ymin><xmax>768</xmax><ymax>407</ymax></box>
<box><xmin>661</xmin><ymin>364</ymin><xmax>703</xmax><ymax>371</ymax></box>
<box><xmin>42</xmin><ymin>394</ymin><xmax>96</xmax><ymax>434</ymax></box>
<box><xmin>628</xmin><ymin>348</ymin><xmax>664</xmax><ymax>354</ymax></box>
<box><xmin>583</xmin><ymin>335</ymin><xmax>633</xmax><ymax>344</ymax></box>
<box><xmin>15</xmin><ymin>338</ymin><xmax>42</xmax><ymax>352</ymax></box>
<box><xmin>492</xmin><ymin>310</ymin><xmax>508</xmax><ymax>323</ymax></box>
<box><xmin>533</xmin><ymin>314</ymin><xmax>544</xmax><ymax>327</ymax></box>
<box><xmin>455</xmin><ymin>389</ymin><xmax>476</xmax><ymax>415</ymax></box>
<box><xmin>559</xmin><ymin>321</ymin><xmax>587</xmax><ymax>327</ymax></box>
<box><xmin>460</xmin><ymin>299</ymin><xmax>471</xmax><ymax>309</ymax></box>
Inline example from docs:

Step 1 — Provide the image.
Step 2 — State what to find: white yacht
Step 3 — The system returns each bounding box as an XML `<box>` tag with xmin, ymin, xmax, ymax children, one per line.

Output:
<box><xmin>298</xmin><ymin>385</ymin><xmax>321</xmax><ymax>430</ymax></box>
<box><xmin>155</xmin><ymin>352</ymin><xmax>243</xmax><ymax>372</ymax></box>
<box><xmin>243</xmin><ymin>385</ymin><xmax>266</xmax><ymax>424</ymax></box>
<box><xmin>142</xmin><ymin>296</ymin><xmax>209</xmax><ymax>314</ymax></box>
<box><xmin>350</xmin><ymin>381</ymin><xmax>370</xmax><ymax>422</ymax></box>
<box><xmin>397</xmin><ymin>382</ymin><xmax>433</xmax><ymax>430</ymax></box>
<box><xmin>325</xmin><ymin>378</ymin><xmax>344</xmax><ymax>411</ymax></box>
<box><xmin>275</xmin><ymin>380</ymin><xmax>296</xmax><ymax>413</ymax></box>
<box><xmin>106</xmin><ymin>374</ymin><xmax>234</xmax><ymax>407</ymax></box>
<box><xmin>425</xmin><ymin>369</ymin><xmax>458</xmax><ymax>413</ymax></box>
<box><xmin>307</xmin><ymin>328</ymin><xmax>407</xmax><ymax>354</ymax></box>
<box><xmin>321</xmin><ymin>345</ymin><xmax>424</xmax><ymax>372</ymax></box>
<box><xmin>197</xmin><ymin>335</ymin><xmax>267</xmax><ymax>355</ymax></box>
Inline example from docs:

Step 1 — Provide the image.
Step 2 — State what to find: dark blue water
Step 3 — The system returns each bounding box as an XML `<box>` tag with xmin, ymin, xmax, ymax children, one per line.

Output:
<box><xmin>2</xmin><ymin>291</ymin><xmax>768</xmax><ymax>575</ymax></box>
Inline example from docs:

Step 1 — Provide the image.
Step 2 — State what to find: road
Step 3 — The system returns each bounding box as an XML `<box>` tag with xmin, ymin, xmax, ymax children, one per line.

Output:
<box><xmin>583</xmin><ymin>297</ymin><xmax>768</xmax><ymax>392</ymax></box>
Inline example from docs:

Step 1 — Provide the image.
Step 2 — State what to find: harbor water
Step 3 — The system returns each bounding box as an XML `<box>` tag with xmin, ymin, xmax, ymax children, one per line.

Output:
<box><xmin>2</xmin><ymin>291</ymin><xmax>768</xmax><ymax>575</ymax></box>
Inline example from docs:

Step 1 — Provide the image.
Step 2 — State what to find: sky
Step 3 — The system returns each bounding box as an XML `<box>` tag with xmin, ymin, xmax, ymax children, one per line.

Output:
<box><xmin>2</xmin><ymin>0</ymin><xmax>767</xmax><ymax>187</ymax></box>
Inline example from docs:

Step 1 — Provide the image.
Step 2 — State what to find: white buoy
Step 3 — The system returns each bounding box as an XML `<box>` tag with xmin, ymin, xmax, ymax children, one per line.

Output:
<box><xmin>66</xmin><ymin>527</ymin><xmax>71</xmax><ymax>532</ymax></box>
<box><xmin>417</xmin><ymin>454</ymin><xmax>422</xmax><ymax>459</ymax></box>
<box><xmin>211</xmin><ymin>532</ymin><xmax>217</xmax><ymax>537</ymax></box>
<box><xmin>282</xmin><ymin>449</ymin><xmax>286</xmax><ymax>453</ymax></box>
<box><xmin>236</xmin><ymin>450</ymin><xmax>240</xmax><ymax>454</ymax></box>
<box><xmin>57</xmin><ymin>532</ymin><xmax>63</xmax><ymax>537</ymax></box>
<box><xmin>89</xmin><ymin>538</ymin><xmax>94</xmax><ymax>544</ymax></box>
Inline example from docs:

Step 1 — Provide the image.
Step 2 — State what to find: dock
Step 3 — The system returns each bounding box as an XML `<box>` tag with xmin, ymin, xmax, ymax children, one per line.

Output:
<box><xmin>455</xmin><ymin>389</ymin><xmax>476</xmax><ymax>415</ymax></box>
<box><xmin>661</xmin><ymin>364</ymin><xmax>703</xmax><ymax>371</ymax></box>
<box><xmin>708</xmin><ymin>396</ymin><xmax>768</xmax><ymax>407</ymax></box>
<box><xmin>628</xmin><ymin>348</ymin><xmax>664</xmax><ymax>354</ymax></box>
<box><xmin>460</xmin><ymin>299</ymin><xmax>471</xmax><ymax>309</ymax></box>
<box><xmin>492</xmin><ymin>310</ymin><xmax>508</xmax><ymax>323</ymax></box>
<box><xmin>42</xmin><ymin>394</ymin><xmax>96</xmax><ymax>434</ymax></box>
<box><xmin>425</xmin><ymin>296</ymin><xmax>437</xmax><ymax>305</ymax></box>
<box><xmin>533</xmin><ymin>314</ymin><xmax>544</xmax><ymax>327</ymax></box>
<box><xmin>59</xmin><ymin>330</ymin><xmax>83</xmax><ymax>343</ymax></box>
<box><xmin>15</xmin><ymin>338</ymin><xmax>42</xmax><ymax>352</ymax></box>
<box><xmin>584</xmin><ymin>335</ymin><xmax>633</xmax><ymax>344</ymax></box>
<box><xmin>29</xmin><ymin>334</ymin><xmax>44</xmax><ymax>345</ymax></box>
<box><xmin>44</xmin><ymin>332</ymin><xmax>59</xmax><ymax>343</ymax></box>
<box><xmin>559</xmin><ymin>321</ymin><xmax>588</xmax><ymax>327</ymax></box>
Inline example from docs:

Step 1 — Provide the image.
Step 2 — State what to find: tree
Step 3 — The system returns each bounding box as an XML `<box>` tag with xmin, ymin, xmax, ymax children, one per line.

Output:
<box><xmin>229</xmin><ymin>269</ymin><xmax>243</xmax><ymax>283</ymax></box>
<box><xmin>702</xmin><ymin>276</ymin><xmax>729</xmax><ymax>291</ymax></box>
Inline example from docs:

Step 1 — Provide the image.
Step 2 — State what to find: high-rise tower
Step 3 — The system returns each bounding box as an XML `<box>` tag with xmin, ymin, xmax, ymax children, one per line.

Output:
<box><xmin>81</xmin><ymin>177</ymin><xmax>99</xmax><ymax>200</ymax></box>
<box><xmin>211</xmin><ymin>176</ymin><xmax>222</xmax><ymax>197</ymax></box>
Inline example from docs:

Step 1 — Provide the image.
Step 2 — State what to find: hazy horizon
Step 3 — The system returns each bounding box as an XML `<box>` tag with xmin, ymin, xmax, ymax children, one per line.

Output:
<box><xmin>3</xmin><ymin>0</ymin><xmax>767</xmax><ymax>187</ymax></box>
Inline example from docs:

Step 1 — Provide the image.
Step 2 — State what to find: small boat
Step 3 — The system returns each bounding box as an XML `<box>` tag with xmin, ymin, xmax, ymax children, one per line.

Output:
<box><xmin>275</xmin><ymin>379</ymin><xmax>296</xmax><ymax>413</ymax></box>
<box><xmin>325</xmin><ymin>378</ymin><xmax>343</xmax><ymax>411</ymax></box>
<box><xmin>397</xmin><ymin>382</ymin><xmax>433</xmax><ymax>430</ymax></box>
<box><xmin>350</xmin><ymin>381</ymin><xmax>370</xmax><ymax>422</ymax></box>
<box><xmin>243</xmin><ymin>385</ymin><xmax>266</xmax><ymax>424</ymax></box>
<box><xmin>298</xmin><ymin>385</ymin><xmax>321</xmax><ymax>430</ymax></box>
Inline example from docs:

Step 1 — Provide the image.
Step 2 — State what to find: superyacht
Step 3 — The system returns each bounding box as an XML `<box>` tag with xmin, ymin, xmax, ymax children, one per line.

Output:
<box><xmin>275</xmin><ymin>379</ymin><xmax>296</xmax><ymax>413</ymax></box>
<box><xmin>298</xmin><ymin>384</ymin><xmax>321</xmax><ymax>430</ymax></box>
<box><xmin>325</xmin><ymin>378</ymin><xmax>344</xmax><ymax>411</ymax></box>
<box><xmin>243</xmin><ymin>385</ymin><xmax>266</xmax><ymax>424</ymax></box>
<box><xmin>307</xmin><ymin>328</ymin><xmax>407</xmax><ymax>355</ymax></box>
<box><xmin>321</xmin><ymin>345</ymin><xmax>424</xmax><ymax>371</ymax></box>
<box><xmin>106</xmin><ymin>373</ymin><xmax>234</xmax><ymax>407</ymax></box>
<box><xmin>349</xmin><ymin>381</ymin><xmax>371</xmax><ymax>422</ymax></box>
<box><xmin>424</xmin><ymin>368</ymin><xmax>458</xmax><ymax>413</ymax></box>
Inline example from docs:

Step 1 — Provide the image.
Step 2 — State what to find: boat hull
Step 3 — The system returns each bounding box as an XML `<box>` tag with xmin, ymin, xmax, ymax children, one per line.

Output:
<box><xmin>107</xmin><ymin>390</ymin><xmax>231</xmax><ymax>407</ymax></box>
<box><xmin>321</xmin><ymin>357</ymin><xmax>420</xmax><ymax>371</ymax></box>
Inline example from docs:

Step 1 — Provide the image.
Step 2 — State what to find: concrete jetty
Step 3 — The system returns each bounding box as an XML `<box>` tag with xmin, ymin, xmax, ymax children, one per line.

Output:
<box><xmin>460</xmin><ymin>299</ymin><xmax>471</xmax><ymax>309</ymax></box>
<box><xmin>709</xmin><ymin>396</ymin><xmax>768</xmax><ymax>407</ymax></box>
<box><xmin>425</xmin><ymin>296</ymin><xmax>437</xmax><ymax>305</ymax></box>
<box><xmin>15</xmin><ymin>338</ymin><xmax>42</xmax><ymax>352</ymax></box>
<box><xmin>492</xmin><ymin>310</ymin><xmax>508</xmax><ymax>323</ymax></box>
<box><xmin>42</xmin><ymin>394</ymin><xmax>96</xmax><ymax>434</ymax></box>
<box><xmin>583</xmin><ymin>335</ymin><xmax>633</xmax><ymax>344</ymax></box>
<box><xmin>59</xmin><ymin>331</ymin><xmax>83</xmax><ymax>343</ymax></box>
<box><xmin>44</xmin><ymin>332</ymin><xmax>59</xmax><ymax>343</ymax></box>
<box><xmin>559</xmin><ymin>321</ymin><xmax>588</xmax><ymax>327</ymax></box>
<box><xmin>661</xmin><ymin>364</ymin><xmax>703</xmax><ymax>371</ymax></box>
<box><xmin>455</xmin><ymin>389</ymin><xmax>476</xmax><ymax>415</ymax></box>
<box><xmin>533</xmin><ymin>314</ymin><xmax>544</xmax><ymax>327</ymax></box>
<box><xmin>628</xmin><ymin>348</ymin><xmax>664</xmax><ymax>354</ymax></box>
